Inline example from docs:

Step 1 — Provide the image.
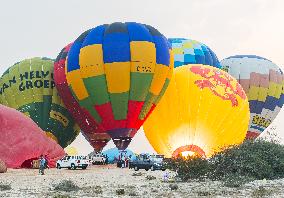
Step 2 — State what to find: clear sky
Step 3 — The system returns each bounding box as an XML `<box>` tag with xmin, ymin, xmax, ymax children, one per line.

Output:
<box><xmin>0</xmin><ymin>0</ymin><xmax>283</xmax><ymax>155</ymax></box>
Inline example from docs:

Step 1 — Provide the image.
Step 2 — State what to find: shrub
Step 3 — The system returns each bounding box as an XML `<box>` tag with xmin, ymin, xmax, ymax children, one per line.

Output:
<box><xmin>209</xmin><ymin>140</ymin><xmax>284</xmax><ymax>180</ymax></box>
<box><xmin>221</xmin><ymin>174</ymin><xmax>253</xmax><ymax>188</ymax></box>
<box><xmin>53</xmin><ymin>195</ymin><xmax>71</xmax><ymax>198</ymax></box>
<box><xmin>53</xmin><ymin>180</ymin><xmax>80</xmax><ymax>192</ymax></box>
<box><xmin>0</xmin><ymin>183</ymin><xmax>11</xmax><ymax>191</ymax></box>
<box><xmin>116</xmin><ymin>188</ymin><xmax>125</xmax><ymax>195</ymax></box>
<box><xmin>166</xmin><ymin>140</ymin><xmax>284</xmax><ymax>184</ymax></box>
<box><xmin>251</xmin><ymin>186</ymin><xmax>273</xmax><ymax>198</ymax></box>
<box><xmin>169</xmin><ymin>184</ymin><xmax>178</xmax><ymax>191</ymax></box>
<box><xmin>132</xmin><ymin>172</ymin><xmax>143</xmax><ymax>176</ymax></box>
<box><xmin>165</xmin><ymin>156</ymin><xmax>209</xmax><ymax>181</ymax></box>
<box><xmin>145</xmin><ymin>175</ymin><xmax>156</xmax><ymax>180</ymax></box>
<box><xmin>92</xmin><ymin>186</ymin><xmax>103</xmax><ymax>194</ymax></box>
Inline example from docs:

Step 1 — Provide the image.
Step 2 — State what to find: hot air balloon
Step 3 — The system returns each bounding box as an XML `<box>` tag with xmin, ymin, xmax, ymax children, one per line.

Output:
<box><xmin>0</xmin><ymin>57</ymin><xmax>80</xmax><ymax>148</ymax></box>
<box><xmin>144</xmin><ymin>65</ymin><xmax>250</xmax><ymax>158</ymax></box>
<box><xmin>65</xmin><ymin>146</ymin><xmax>79</xmax><ymax>156</ymax></box>
<box><xmin>0</xmin><ymin>104</ymin><xmax>65</xmax><ymax>168</ymax></box>
<box><xmin>168</xmin><ymin>38</ymin><xmax>221</xmax><ymax>68</ymax></box>
<box><xmin>102</xmin><ymin>147</ymin><xmax>136</xmax><ymax>163</ymax></box>
<box><xmin>220</xmin><ymin>55</ymin><xmax>284</xmax><ymax>138</ymax></box>
<box><xmin>54</xmin><ymin>43</ymin><xmax>111</xmax><ymax>152</ymax></box>
<box><xmin>64</xmin><ymin>22</ymin><xmax>173</xmax><ymax>150</ymax></box>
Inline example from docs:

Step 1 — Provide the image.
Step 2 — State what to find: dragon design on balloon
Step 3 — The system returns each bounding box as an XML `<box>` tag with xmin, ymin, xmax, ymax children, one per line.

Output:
<box><xmin>190</xmin><ymin>65</ymin><xmax>246</xmax><ymax>107</ymax></box>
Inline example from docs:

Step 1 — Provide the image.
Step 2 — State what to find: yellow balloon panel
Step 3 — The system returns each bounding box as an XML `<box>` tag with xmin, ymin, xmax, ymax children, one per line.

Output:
<box><xmin>143</xmin><ymin>65</ymin><xmax>250</xmax><ymax>158</ymax></box>
<box><xmin>65</xmin><ymin>146</ymin><xmax>79</xmax><ymax>156</ymax></box>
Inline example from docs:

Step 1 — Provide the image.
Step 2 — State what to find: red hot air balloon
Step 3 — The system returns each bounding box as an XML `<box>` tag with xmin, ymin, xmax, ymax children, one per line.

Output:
<box><xmin>54</xmin><ymin>43</ymin><xmax>111</xmax><ymax>152</ymax></box>
<box><xmin>60</xmin><ymin>22</ymin><xmax>173</xmax><ymax>150</ymax></box>
<box><xmin>0</xmin><ymin>104</ymin><xmax>65</xmax><ymax>168</ymax></box>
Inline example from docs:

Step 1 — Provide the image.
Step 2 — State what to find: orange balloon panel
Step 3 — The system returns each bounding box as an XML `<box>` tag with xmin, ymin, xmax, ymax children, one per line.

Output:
<box><xmin>143</xmin><ymin>65</ymin><xmax>250</xmax><ymax>158</ymax></box>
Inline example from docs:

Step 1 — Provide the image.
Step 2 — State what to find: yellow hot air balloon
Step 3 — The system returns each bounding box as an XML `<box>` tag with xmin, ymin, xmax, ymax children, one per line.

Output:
<box><xmin>144</xmin><ymin>65</ymin><xmax>250</xmax><ymax>158</ymax></box>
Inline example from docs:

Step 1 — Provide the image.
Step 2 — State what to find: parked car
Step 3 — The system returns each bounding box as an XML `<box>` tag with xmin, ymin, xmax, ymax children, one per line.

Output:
<box><xmin>129</xmin><ymin>154</ymin><xmax>166</xmax><ymax>171</ymax></box>
<box><xmin>149</xmin><ymin>154</ymin><xmax>166</xmax><ymax>171</ymax></box>
<box><xmin>90</xmin><ymin>153</ymin><xmax>106</xmax><ymax>165</ymax></box>
<box><xmin>56</xmin><ymin>155</ymin><xmax>89</xmax><ymax>170</ymax></box>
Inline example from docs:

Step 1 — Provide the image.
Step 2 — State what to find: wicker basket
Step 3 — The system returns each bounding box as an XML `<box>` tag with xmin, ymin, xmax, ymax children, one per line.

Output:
<box><xmin>32</xmin><ymin>160</ymin><xmax>40</xmax><ymax>169</ymax></box>
<box><xmin>0</xmin><ymin>159</ymin><xmax>7</xmax><ymax>173</ymax></box>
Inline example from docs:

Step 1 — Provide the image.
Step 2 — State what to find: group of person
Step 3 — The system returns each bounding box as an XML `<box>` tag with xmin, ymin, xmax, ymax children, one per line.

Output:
<box><xmin>117</xmin><ymin>153</ymin><xmax>132</xmax><ymax>168</ymax></box>
<box><xmin>39</xmin><ymin>155</ymin><xmax>49</xmax><ymax>175</ymax></box>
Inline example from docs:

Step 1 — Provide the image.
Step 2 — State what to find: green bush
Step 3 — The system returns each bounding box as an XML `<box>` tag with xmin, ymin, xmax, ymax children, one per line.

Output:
<box><xmin>251</xmin><ymin>186</ymin><xmax>273</xmax><ymax>197</ymax></box>
<box><xmin>116</xmin><ymin>188</ymin><xmax>125</xmax><ymax>195</ymax></box>
<box><xmin>210</xmin><ymin>140</ymin><xmax>284</xmax><ymax>180</ymax></box>
<box><xmin>165</xmin><ymin>156</ymin><xmax>209</xmax><ymax>181</ymax></box>
<box><xmin>0</xmin><ymin>183</ymin><xmax>11</xmax><ymax>191</ymax></box>
<box><xmin>53</xmin><ymin>180</ymin><xmax>80</xmax><ymax>192</ymax></box>
<box><xmin>53</xmin><ymin>195</ymin><xmax>71</xmax><ymax>198</ymax></box>
<box><xmin>221</xmin><ymin>174</ymin><xmax>253</xmax><ymax>188</ymax></box>
<box><xmin>166</xmin><ymin>140</ymin><xmax>284</xmax><ymax>183</ymax></box>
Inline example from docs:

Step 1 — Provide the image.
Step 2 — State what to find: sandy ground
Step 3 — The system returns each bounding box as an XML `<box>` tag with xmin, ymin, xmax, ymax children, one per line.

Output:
<box><xmin>1</xmin><ymin>164</ymin><xmax>284</xmax><ymax>198</ymax></box>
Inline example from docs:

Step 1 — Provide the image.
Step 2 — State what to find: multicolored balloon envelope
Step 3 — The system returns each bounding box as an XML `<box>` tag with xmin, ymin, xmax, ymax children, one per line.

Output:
<box><xmin>168</xmin><ymin>38</ymin><xmax>221</xmax><ymax>68</ymax></box>
<box><xmin>0</xmin><ymin>57</ymin><xmax>80</xmax><ymax>148</ymax></box>
<box><xmin>54</xmin><ymin>44</ymin><xmax>111</xmax><ymax>152</ymax></box>
<box><xmin>64</xmin><ymin>22</ymin><xmax>173</xmax><ymax>150</ymax></box>
<box><xmin>221</xmin><ymin>55</ymin><xmax>284</xmax><ymax>138</ymax></box>
<box><xmin>144</xmin><ymin>65</ymin><xmax>250</xmax><ymax>158</ymax></box>
<box><xmin>0</xmin><ymin>104</ymin><xmax>65</xmax><ymax>168</ymax></box>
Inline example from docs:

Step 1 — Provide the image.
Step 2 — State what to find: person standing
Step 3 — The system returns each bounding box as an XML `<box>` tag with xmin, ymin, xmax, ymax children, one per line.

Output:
<box><xmin>105</xmin><ymin>154</ymin><xmax>109</xmax><ymax>165</ymax></box>
<box><xmin>121</xmin><ymin>154</ymin><xmax>125</xmax><ymax>168</ymax></box>
<box><xmin>44</xmin><ymin>155</ymin><xmax>49</xmax><ymax>169</ymax></box>
<box><xmin>125</xmin><ymin>155</ymin><xmax>129</xmax><ymax>168</ymax></box>
<box><xmin>39</xmin><ymin>155</ymin><xmax>46</xmax><ymax>175</ymax></box>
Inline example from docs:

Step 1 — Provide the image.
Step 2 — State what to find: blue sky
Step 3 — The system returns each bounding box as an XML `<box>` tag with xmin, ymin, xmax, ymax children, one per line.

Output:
<box><xmin>0</xmin><ymin>0</ymin><xmax>283</xmax><ymax>154</ymax></box>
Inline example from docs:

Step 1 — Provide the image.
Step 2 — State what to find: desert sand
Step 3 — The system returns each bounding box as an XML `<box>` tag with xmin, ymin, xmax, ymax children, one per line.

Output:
<box><xmin>1</xmin><ymin>165</ymin><xmax>284</xmax><ymax>198</ymax></box>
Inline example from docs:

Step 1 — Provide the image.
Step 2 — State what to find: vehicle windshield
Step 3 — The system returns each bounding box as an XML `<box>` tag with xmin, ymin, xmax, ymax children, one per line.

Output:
<box><xmin>150</xmin><ymin>155</ymin><xmax>164</xmax><ymax>163</ymax></box>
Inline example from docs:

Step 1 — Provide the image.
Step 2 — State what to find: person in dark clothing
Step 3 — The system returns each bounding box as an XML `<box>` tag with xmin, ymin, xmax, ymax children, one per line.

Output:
<box><xmin>44</xmin><ymin>155</ymin><xmax>49</xmax><ymax>169</ymax></box>
<box><xmin>105</xmin><ymin>154</ymin><xmax>109</xmax><ymax>165</ymax></box>
<box><xmin>39</xmin><ymin>155</ymin><xmax>46</xmax><ymax>175</ymax></box>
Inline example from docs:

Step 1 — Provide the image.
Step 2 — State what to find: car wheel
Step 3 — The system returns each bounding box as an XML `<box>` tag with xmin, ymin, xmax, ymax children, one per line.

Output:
<box><xmin>134</xmin><ymin>166</ymin><xmax>139</xmax><ymax>171</ymax></box>
<box><xmin>145</xmin><ymin>168</ymin><xmax>149</xmax><ymax>171</ymax></box>
<box><xmin>162</xmin><ymin>169</ymin><xmax>166</xmax><ymax>171</ymax></box>
<box><xmin>71</xmin><ymin>163</ymin><xmax>76</xmax><ymax>170</ymax></box>
<box><xmin>57</xmin><ymin>164</ymin><xmax>61</xmax><ymax>169</ymax></box>
<box><xmin>82</xmin><ymin>166</ymin><xmax>87</xmax><ymax>170</ymax></box>
<box><xmin>151</xmin><ymin>166</ymin><xmax>155</xmax><ymax>171</ymax></box>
